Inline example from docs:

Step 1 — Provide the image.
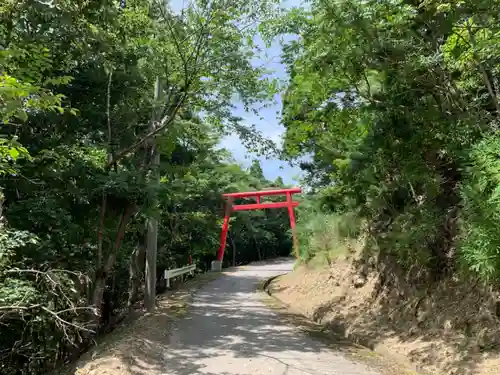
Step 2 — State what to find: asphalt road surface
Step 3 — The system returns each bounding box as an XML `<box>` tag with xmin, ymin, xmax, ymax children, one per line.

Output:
<box><xmin>162</xmin><ymin>258</ymin><xmax>382</xmax><ymax>375</ymax></box>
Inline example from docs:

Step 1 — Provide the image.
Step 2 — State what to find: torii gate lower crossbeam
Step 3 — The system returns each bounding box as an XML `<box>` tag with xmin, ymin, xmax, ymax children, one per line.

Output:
<box><xmin>214</xmin><ymin>187</ymin><xmax>301</xmax><ymax>270</ymax></box>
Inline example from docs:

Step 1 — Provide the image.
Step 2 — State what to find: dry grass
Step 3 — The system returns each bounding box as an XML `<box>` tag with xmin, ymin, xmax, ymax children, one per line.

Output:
<box><xmin>267</xmin><ymin>258</ymin><xmax>500</xmax><ymax>375</ymax></box>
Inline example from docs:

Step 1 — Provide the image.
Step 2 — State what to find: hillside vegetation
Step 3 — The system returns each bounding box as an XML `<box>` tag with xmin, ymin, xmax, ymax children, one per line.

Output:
<box><xmin>269</xmin><ymin>0</ymin><xmax>500</xmax><ymax>373</ymax></box>
<box><xmin>5</xmin><ymin>0</ymin><xmax>500</xmax><ymax>374</ymax></box>
<box><xmin>278</xmin><ymin>0</ymin><xmax>500</xmax><ymax>285</ymax></box>
<box><xmin>0</xmin><ymin>1</ymin><xmax>291</xmax><ymax>374</ymax></box>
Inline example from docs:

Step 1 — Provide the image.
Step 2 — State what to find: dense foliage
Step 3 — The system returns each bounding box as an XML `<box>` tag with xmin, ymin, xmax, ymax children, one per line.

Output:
<box><xmin>277</xmin><ymin>0</ymin><xmax>500</xmax><ymax>280</ymax></box>
<box><xmin>0</xmin><ymin>1</ymin><xmax>292</xmax><ymax>373</ymax></box>
<box><xmin>10</xmin><ymin>0</ymin><xmax>500</xmax><ymax>371</ymax></box>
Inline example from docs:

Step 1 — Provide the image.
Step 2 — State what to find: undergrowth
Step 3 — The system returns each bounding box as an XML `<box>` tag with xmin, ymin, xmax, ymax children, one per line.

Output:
<box><xmin>295</xmin><ymin>208</ymin><xmax>361</xmax><ymax>266</ymax></box>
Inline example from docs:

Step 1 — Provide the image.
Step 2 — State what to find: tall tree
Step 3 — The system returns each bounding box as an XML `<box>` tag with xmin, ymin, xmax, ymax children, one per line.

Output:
<box><xmin>249</xmin><ymin>159</ymin><xmax>265</xmax><ymax>180</ymax></box>
<box><xmin>273</xmin><ymin>0</ymin><xmax>500</xmax><ymax>279</ymax></box>
<box><xmin>0</xmin><ymin>1</ymin><xmax>292</xmax><ymax>373</ymax></box>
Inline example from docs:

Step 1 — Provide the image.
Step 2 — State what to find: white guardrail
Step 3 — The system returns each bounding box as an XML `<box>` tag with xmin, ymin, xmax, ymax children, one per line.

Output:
<box><xmin>164</xmin><ymin>264</ymin><xmax>196</xmax><ymax>288</ymax></box>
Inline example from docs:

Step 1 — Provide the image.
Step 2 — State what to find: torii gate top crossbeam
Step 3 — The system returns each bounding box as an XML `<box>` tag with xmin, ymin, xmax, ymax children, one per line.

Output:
<box><xmin>222</xmin><ymin>187</ymin><xmax>302</xmax><ymax>199</ymax></box>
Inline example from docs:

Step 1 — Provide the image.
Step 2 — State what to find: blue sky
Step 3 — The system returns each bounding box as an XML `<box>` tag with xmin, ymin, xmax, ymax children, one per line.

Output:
<box><xmin>218</xmin><ymin>31</ymin><xmax>302</xmax><ymax>186</ymax></box>
<box><xmin>170</xmin><ymin>0</ymin><xmax>304</xmax><ymax>186</ymax></box>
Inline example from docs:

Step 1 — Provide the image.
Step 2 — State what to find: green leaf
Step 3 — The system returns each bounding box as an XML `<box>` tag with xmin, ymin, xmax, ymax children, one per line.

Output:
<box><xmin>8</xmin><ymin>148</ymin><xmax>20</xmax><ymax>160</ymax></box>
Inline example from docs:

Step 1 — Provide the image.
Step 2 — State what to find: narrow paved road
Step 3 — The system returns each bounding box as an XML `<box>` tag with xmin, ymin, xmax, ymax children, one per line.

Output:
<box><xmin>162</xmin><ymin>258</ymin><xmax>381</xmax><ymax>375</ymax></box>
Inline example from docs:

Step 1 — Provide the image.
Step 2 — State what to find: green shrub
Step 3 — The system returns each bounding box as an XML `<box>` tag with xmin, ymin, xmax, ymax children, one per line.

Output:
<box><xmin>295</xmin><ymin>210</ymin><xmax>361</xmax><ymax>264</ymax></box>
<box><xmin>459</xmin><ymin>135</ymin><xmax>500</xmax><ymax>281</ymax></box>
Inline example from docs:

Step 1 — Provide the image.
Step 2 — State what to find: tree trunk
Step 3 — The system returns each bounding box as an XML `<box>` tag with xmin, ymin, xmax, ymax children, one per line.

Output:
<box><xmin>255</xmin><ymin>237</ymin><xmax>262</xmax><ymax>261</ymax></box>
<box><xmin>127</xmin><ymin>243</ymin><xmax>146</xmax><ymax>309</ymax></box>
<box><xmin>90</xmin><ymin>204</ymin><xmax>135</xmax><ymax>328</ymax></box>
<box><xmin>231</xmin><ymin>235</ymin><xmax>236</xmax><ymax>266</ymax></box>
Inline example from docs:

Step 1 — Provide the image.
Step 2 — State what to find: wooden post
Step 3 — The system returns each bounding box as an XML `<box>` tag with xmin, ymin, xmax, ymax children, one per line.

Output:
<box><xmin>144</xmin><ymin>76</ymin><xmax>161</xmax><ymax>312</ymax></box>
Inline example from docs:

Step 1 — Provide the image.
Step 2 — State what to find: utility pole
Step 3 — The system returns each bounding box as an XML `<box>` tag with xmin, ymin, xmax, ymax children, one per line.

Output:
<box><xmin>144</xmin><ymin>76</ymin><xmax>161</xmax><ymax>312</ymax></box>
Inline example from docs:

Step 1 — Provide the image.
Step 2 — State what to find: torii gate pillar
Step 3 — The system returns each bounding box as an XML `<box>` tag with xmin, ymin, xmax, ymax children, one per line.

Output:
<box><xmin>211</xmin><ymin>187</ymin><xmax>301</xmax><ymax>271</ymax></box>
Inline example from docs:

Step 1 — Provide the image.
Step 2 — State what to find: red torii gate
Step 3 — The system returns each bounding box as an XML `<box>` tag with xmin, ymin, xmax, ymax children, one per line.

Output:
<box><xmin>215</xmin><ymin>187</ymin><xmax>302</xmax><ymax>266</ymax></box>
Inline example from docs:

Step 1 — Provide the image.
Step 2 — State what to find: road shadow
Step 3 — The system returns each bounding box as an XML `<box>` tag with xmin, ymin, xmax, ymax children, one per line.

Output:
<box><xmin>57</xmin><ymin>273</ymin><xmax>221</xmax><ymax>375</ymax></box>
<box><xmin>63</xmin><ymin>260</ymin><xmax>385</xmax><ymax>375</ymax></box>
<box><xmin>221</xmin><ymin>257</ymin><xmax>296</xmax><ymax>274</ymax></box>
<box><xmin>119</xmin><ymin>270</ymin><xmax>380</xmax><ymax>375</ymax></box>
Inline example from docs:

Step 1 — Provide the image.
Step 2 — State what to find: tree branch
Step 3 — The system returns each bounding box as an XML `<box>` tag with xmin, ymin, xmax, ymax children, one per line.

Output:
<box><xmin>463</xmin><ymin>22</ymin><xmax>500</xmax><ymax>114</ymax></box>
<box><xmin>106</xmin><ymin>86</ymin><xmax>190</xmax><ymax>168</ymax></box>
<box><xmin>40</xmin><ymin>306</ymin><xmax>94</xmax><ymax>333</ymax></box>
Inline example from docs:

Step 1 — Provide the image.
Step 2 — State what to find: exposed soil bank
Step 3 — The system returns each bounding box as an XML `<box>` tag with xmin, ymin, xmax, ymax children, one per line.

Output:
<box><xmin>267</xmin><ymin>259</ymin><xmax>500</xmax><ymax>375</ymax></box>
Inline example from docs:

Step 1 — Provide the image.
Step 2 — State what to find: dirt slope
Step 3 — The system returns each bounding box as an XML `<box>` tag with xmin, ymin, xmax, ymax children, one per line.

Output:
<box><xmin>267</xmin><ymin>259</ymin><xmax>500</xmax><ymax>375</ymax></box>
